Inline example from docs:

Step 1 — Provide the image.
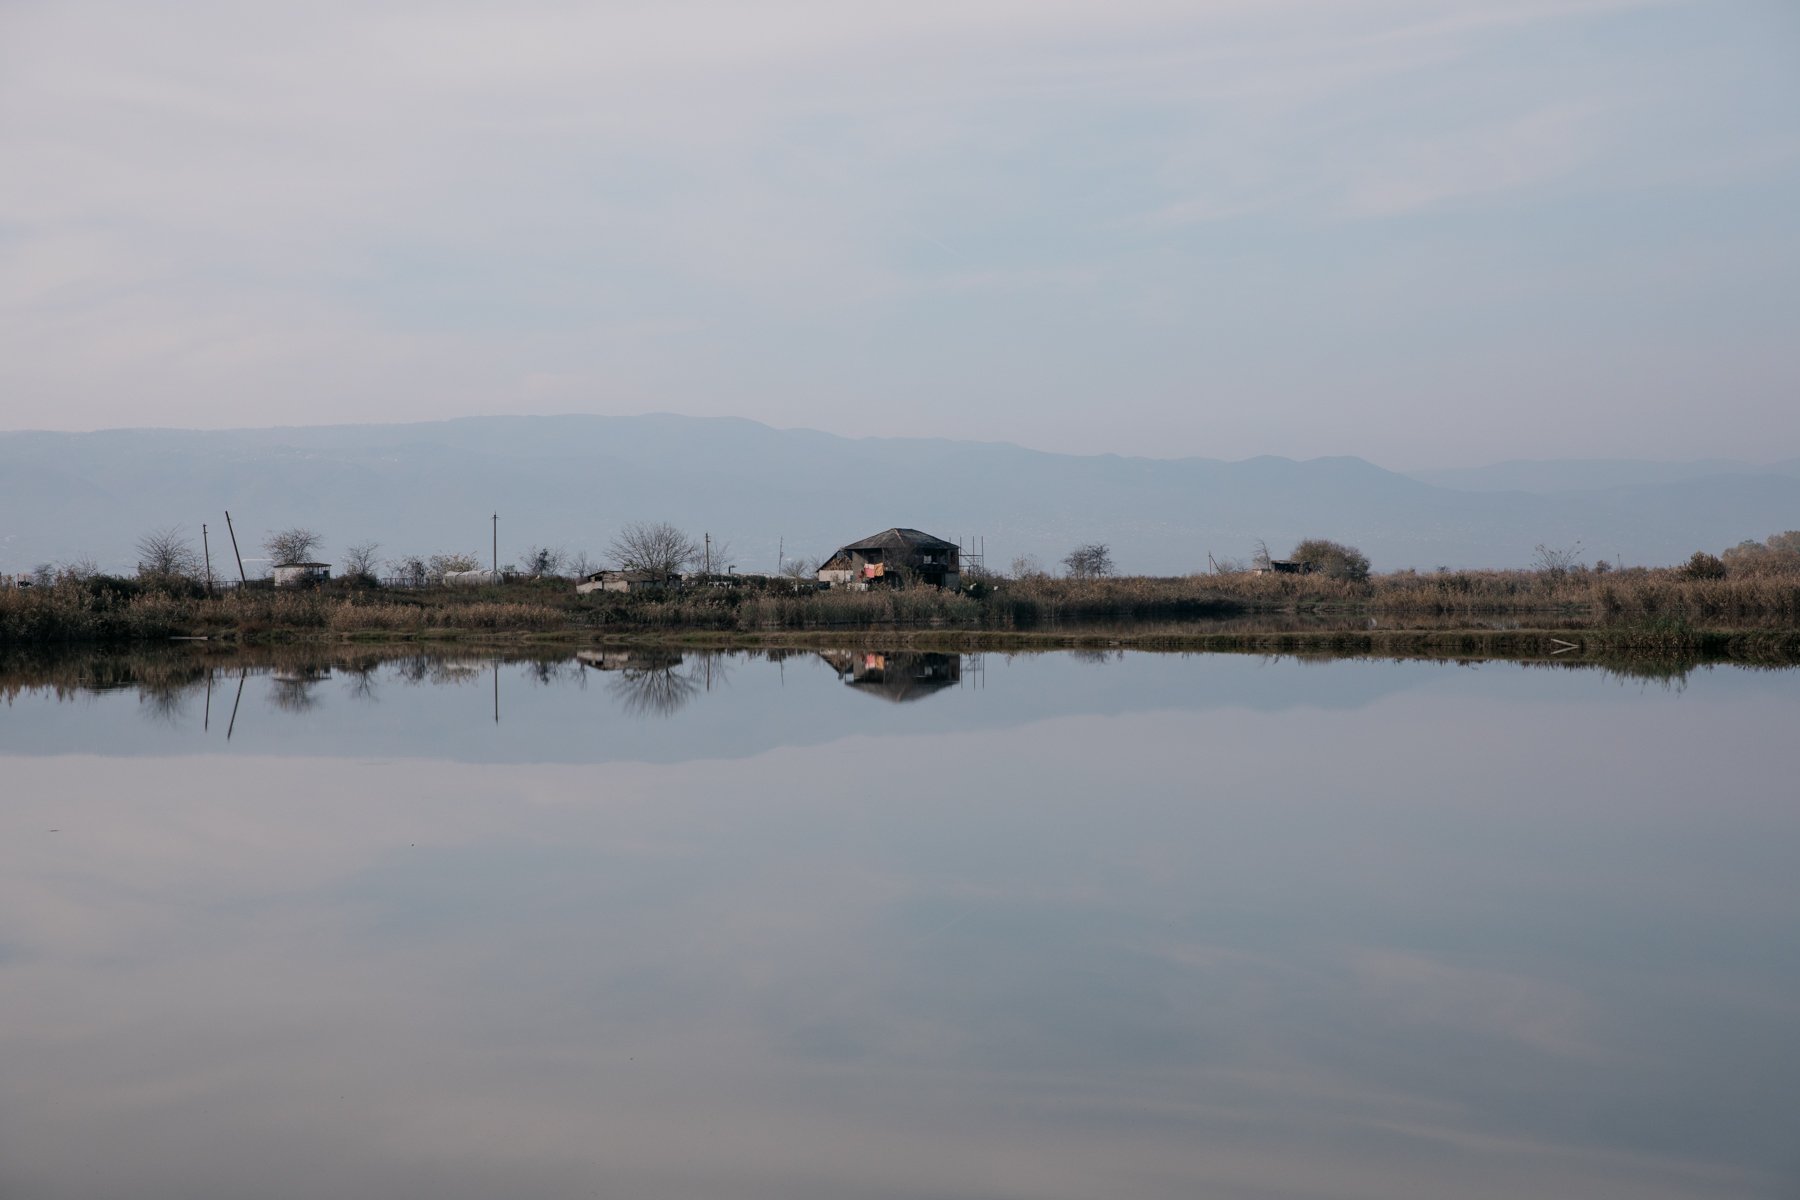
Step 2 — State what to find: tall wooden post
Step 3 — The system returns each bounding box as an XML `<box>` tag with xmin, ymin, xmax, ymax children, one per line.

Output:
<box><xmin>201</xmin><ymin>523</ymin><xmax>215</xmax><ymax>596</ymax></box>
<box><xmin>224</xmin><ymin>511</ymin><xmax>246</xmax><ymax>583</ymax></box>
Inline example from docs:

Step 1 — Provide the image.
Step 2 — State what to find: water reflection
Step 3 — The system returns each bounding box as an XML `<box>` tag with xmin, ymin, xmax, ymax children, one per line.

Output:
<box><xmin>820</xmin><ymin>650</ymin><xmax>962</xmax><ymax>703</ymax></box>
<box><xmin>2</xmin><ymin>650</ymin><xmax>1797</xmax><ymax>1200</ymax></box>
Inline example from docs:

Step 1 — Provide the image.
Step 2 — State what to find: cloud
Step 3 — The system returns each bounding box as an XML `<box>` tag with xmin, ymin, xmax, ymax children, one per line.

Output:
<box><xmin>1</xmin><ymin>0</ymin><xmax>1795</xmax><ymax>462</ymax></box>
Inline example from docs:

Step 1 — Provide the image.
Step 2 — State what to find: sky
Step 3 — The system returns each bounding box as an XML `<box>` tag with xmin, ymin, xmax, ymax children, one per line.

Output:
<box><xmin>1</xmin><ymin>0</ymin><xmax>1796</xmax><ymax>467</ymax></box>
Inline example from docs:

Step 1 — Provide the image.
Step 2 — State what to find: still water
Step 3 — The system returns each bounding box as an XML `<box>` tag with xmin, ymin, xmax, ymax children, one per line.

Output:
<box><xmin>2</xmin><ymin>648</ymin><xmax>1796</xmax><ymax>1199</ymax></box>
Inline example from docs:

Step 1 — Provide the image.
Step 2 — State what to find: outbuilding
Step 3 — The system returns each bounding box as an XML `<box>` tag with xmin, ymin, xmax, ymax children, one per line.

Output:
<box><xmin>272</xmin><ymin>561</ymin><xmax>331</xmax><ymax>588</ymax></box>
<box><xmin>576</xmin><ymin>569</ymin><xmax>675</xmax><ymax>595</ymax></box>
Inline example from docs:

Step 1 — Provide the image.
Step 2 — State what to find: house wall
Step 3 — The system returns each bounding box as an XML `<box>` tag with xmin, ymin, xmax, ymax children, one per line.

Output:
<box><xmin>272</xmin><ymin>565</ymin><xmax>329</xmax><ymax>587</ymax></box>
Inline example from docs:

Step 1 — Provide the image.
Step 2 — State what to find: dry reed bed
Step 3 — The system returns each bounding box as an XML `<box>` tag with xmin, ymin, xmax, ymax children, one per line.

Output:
<box><xmin>5</xmin><ymin>563</ymin><xmax>1800</xmax><ymax>646</ymax></box>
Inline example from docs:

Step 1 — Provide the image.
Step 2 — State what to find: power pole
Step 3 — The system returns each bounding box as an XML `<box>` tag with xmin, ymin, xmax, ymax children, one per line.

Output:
<box><xmin>704</xmin><ymin>531</ymin><xmax>712</xmax><ymax>577</ymax></box>
<box><xmin>201</xmin><ymin>523</ymin><xmax>215</xmax><ymax>596</ymax></box>
<box><xmin>224</xmin><ymin>511</ymin><xmax>246</xmax><ymax>583</ymax></box>
<box><xmin>492</xmin><ymin>513</ymin><xmax>498</xmax><ymax>575</ymax></box>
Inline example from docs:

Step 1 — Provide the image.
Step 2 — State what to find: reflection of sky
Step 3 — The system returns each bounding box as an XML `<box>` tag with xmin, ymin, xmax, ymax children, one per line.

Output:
<box><xmin>1</xmin><ymin>655</ymin><xmax>1798</xmax><ymax>1198</ymax></box>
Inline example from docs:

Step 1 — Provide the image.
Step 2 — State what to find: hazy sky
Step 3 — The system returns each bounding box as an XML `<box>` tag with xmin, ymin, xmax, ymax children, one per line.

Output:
<box><xmin>2</xmin><ymin>0</ymin><xmax>1796</xmax><ymax>466</ymax></box>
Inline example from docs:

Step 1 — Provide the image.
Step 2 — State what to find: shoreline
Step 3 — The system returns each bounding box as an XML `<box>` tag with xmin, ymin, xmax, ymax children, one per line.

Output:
<box><xmin>7</xmin><ymin>621</ymin><xmax>1800</xmax><ymax>671</ymax></box>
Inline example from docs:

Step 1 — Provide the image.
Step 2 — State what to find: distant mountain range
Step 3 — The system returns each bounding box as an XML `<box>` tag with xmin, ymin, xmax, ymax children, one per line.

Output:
<box><xmin>2</xmin><ymin>414</ymin><xmax>1796</xmax><ymax>576</ymax></box>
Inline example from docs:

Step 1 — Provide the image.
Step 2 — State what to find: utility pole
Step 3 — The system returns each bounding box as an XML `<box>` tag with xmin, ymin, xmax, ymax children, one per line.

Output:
<box><xmin>704</xmin><ymin>531</ymin><xmax>711</xmax><ymax>577</ymax></box>
<box><xmin>224</xmin><ymin>511</ymin><xmax>246</xmax><ymax>583</ymax></box>
<box><xmin>492</xmin><ymin>513</ymin><xmax>498</xmax><ymax>575</ymax></box>
<box><xmin>201</xmin><ymin>523</ymin><xmax>215</xmax><ymax>597</ymax></box>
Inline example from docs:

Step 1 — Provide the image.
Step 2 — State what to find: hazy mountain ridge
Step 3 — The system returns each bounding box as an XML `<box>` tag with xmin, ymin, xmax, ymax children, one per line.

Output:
<box><xmin>1405</xmin><ymin>457</ymin><xmax>1800</xmax><ymax>495</ymax></box>
<box><xmin>2</xmin><ymin>415</ymin><xmax>1797</xmax><ymax>575</ymax></box>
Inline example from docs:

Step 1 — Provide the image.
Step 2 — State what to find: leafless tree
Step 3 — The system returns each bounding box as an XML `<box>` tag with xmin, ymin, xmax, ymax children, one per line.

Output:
<box><xmin>1009</xmin><ymin>554</ymin><xmax>1044</xmax><ymax>579</ymax></box>
<box><xmin>609</xmin><ymin>521</ymin><xmax>699</xmax><ymax>576</ymax></box>
<box><xmin>521</xmin><ymin>545</ymin><xmax>568</xmax><ymax>578</ymax></box>
<box><xmin>342</xmin><ymin>541</ymin><xmax>382</xmax><ymax>580</ymax></box>
<box><xmin>1062</xmin><ymin>543</ymin><xmax>1114</xmax><ymax>579</ymax></box>
<box><xmin>427</xmin><ymin>552</ymin><xmax>482</xmax><ymax>583</ymax></box>
<box><xmin>780</xmin><ymin>555</ymin><xmax>818</xmax><ymax>580</ymax></box>
<box><xmin>388</xmin><ymin>555</ymin><xmax>430</xmax><ymax>587</ymax></box>
<box><xmin>264</xmin><ymin>527</ymin><xmax>323</xmax><ymax>565</ymax></box>
<box><xmin>135</xmin><ymin>526</ymin><xmax>201</xmax><ymax>578</ymax></box>
<box><xmin>1532</xmin><ymin>541</ymin><xmax>1583</xmax><ymax>579</ymax></box>
<box><xmin>697</xmin><ymin>536</ymin><xmax>734</xmax><ymax>576</ymax></box>
<box><xmin>570</xmin><ymin>550</ymin><xmax>596</xmax><ymax>578</ymax></box>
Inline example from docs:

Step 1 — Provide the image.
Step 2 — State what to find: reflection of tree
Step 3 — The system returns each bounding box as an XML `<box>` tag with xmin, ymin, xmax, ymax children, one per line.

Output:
<box><xmin>138</xmin><ymin>680</ymin><xmax>200</xmax><ymax>723</ymax></box>
<box><xmin>609</xmin><ymin>661</ymin><xmax>701</xmax><ymax>718</ymax></box>
<box><xmin>269</xmin><ymin>668</ymin><xmax>330</xmax><ymax>712</ymax></box>
<box><xmin>521</xmin><ymin>659</ymin><xmax>585</xmax><ymax>688</ymax></box>
<box><xmin>342</xmin><ymin>663</ymin><xmax>381</xmax><ymax>703</ymax></box>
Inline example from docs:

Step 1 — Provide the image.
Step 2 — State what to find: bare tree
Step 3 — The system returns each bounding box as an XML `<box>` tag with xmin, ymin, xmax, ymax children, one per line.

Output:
<box><xmin>427</xmin><ymin>552</ymin><xmax>482</xmax><ymax>583</ymax></box>
<box><xmin>388</xmin><ymin>555</ymin><xmax>430</xmax><ymax>587</ymax></box>
<box><xmin>342</xmin><ymin>541</ymin><xmax>381</xmax><ymax>581</ymax></box>
<box><xmin>780</xmin><ymin>556</ymin><xmax>818</xmax><ymax>581</ymax></box>
<box><xmin>570</xmin><ymin>550</ymin><xmax>596</xmax><ymax>579</ymax></box>
<box><xmin>135</xmin><ymin>526</ymin><xmax>201</xmax><ymax>578</ymax></box>
<box><xmin>264</xmin><ymin>527</ymin><xmax>323</xmax><ymax>565</ymax></box>
<box><xmin>697</xmin><ymin>535</ymin><xmax>734</xmax><ymax>576</ymax></box>
<box><xmin>610</xmin><ymin>521</ymin><xmax>699</xmax><ymax>577</ymax></box>
<box><xmin>1009</xmin><ymin>553</ymin><xmax>1045</xmax><ymax>580</ymax></box>
<box><xmin>521</xmin><ymin>545</ymin><xmax>567</xmax><ymax>578</ymax></box>
<box><xmin>1062</xmin><ymin>543</ymin><xmax>1114</xmax><ymax>579</ymax></box>
<box><xmin>1532</xmin><ymin>541</ymin><xmax>1583</xmax><ymax>579</ymax></box>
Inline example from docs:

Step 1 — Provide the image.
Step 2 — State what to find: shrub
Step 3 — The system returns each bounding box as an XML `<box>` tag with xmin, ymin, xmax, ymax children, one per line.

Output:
<box><xmin>1683</xmin><ymin>551</ymin><xmax>1728</xmax><ymax>581</ymax></box>
<box><xmin>1290</xmin><ymin>538</ymin><xmax>1370</xmax><ymax>582</ymax></box>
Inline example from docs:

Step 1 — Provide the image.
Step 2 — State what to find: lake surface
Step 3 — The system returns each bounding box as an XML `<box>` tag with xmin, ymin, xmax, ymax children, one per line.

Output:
<box><xmin>2</xmin><ymin>648</ymin><xmax>1797</xmax><ymax>1199</ymax></box>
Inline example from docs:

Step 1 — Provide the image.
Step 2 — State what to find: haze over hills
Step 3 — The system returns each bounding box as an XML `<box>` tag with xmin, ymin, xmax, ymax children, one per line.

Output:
<box><xmin>1404</xmin><ymin>459</ymin><xmax>1800</xmax><ymax>495</ymax></box>
<box><xmin>2</xmin><ymin>415</ymin><xmax>1797</xmax><ymax>577</ymax></box>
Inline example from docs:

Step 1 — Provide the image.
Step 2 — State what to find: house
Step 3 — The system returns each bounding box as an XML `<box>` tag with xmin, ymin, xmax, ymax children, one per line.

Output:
<box><xmin>576</xmin><ymin>569</ymin><xmax>675</xmax><ymax>595</ymax></box>
<box><xmin>272</xmin><ymin>561</ymin><xmax>331</xmax><ymax>587</ymax></box>
<box><xmin>817</xmin><ymin>528</ymin><xmax>961</xmax><ymax>590</ymax></box>
<box><xmin>1253</xmin><ymin>559</ymin><xmax>1315</xmax><ymax>575</ymax></box>
<box><xmin>443</xmin><ymin>569</ymin><xmax>505</xmax><ymax>586</ymax></box>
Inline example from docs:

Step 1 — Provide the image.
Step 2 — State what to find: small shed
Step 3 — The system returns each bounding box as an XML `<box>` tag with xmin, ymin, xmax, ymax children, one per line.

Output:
<box><xmin>272</xmin><ymin>561</ymin><xmax>331</xmax><ymax>588</ymax></box>
<box><xmin>576</xmin><ymin>569</ymin><xmax>675</xmax><ymax>595</ymax></box>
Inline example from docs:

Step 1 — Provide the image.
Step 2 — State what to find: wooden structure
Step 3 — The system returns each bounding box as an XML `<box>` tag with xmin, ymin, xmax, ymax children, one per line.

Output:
<box><xmin>817</xmin><ymin>528</ymin><xmax>961</xmax><ymax>590</ymax></box>
<box><xmin>271</xmin><ymin>561</ymin><xmax>331</xmax><ymax>588</ymax></box>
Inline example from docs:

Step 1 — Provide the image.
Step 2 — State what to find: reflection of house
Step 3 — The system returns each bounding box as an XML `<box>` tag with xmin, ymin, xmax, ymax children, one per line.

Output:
<box><xmin>817</xmin><ymin>528</ymin><xmax>961</xmax><ymax>589</ymax></box>
<box><xmin>576</xmin><ymin>570</ymin><xmax>675</xmax><ymax>595</ymax></box>
<box><xmin>272</xmin><ymin>562</ymin><xmax>331</xmax><ymax>587</ymax></box>
<box><xmin>575</xmin><ymin>649</ymin><xmax>685</xmax><ymax>671</ymax></box>
<box><xmin>819</xmin><ymin>650</ymin><xmax>961</xmax><ymax>702</ymax></box>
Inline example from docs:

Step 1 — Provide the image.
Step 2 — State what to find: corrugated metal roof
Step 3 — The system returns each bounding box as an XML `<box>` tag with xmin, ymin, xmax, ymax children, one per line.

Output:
<box><xmin>838</xmin><ymin>527</ymin><xmax>958</xmax><ymax>552</ymax></box>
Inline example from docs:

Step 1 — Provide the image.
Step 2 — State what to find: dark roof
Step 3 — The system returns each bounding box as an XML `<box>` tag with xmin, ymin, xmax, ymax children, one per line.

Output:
<box><xmin>839</xmin><ymin>528</ymin><xmax>958</xmax><ymax>553</ymax></box>
<box><xmin>274</xmin><ymin>561</ymin><xmax>332</xmax><ymax>568</ymax></box>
